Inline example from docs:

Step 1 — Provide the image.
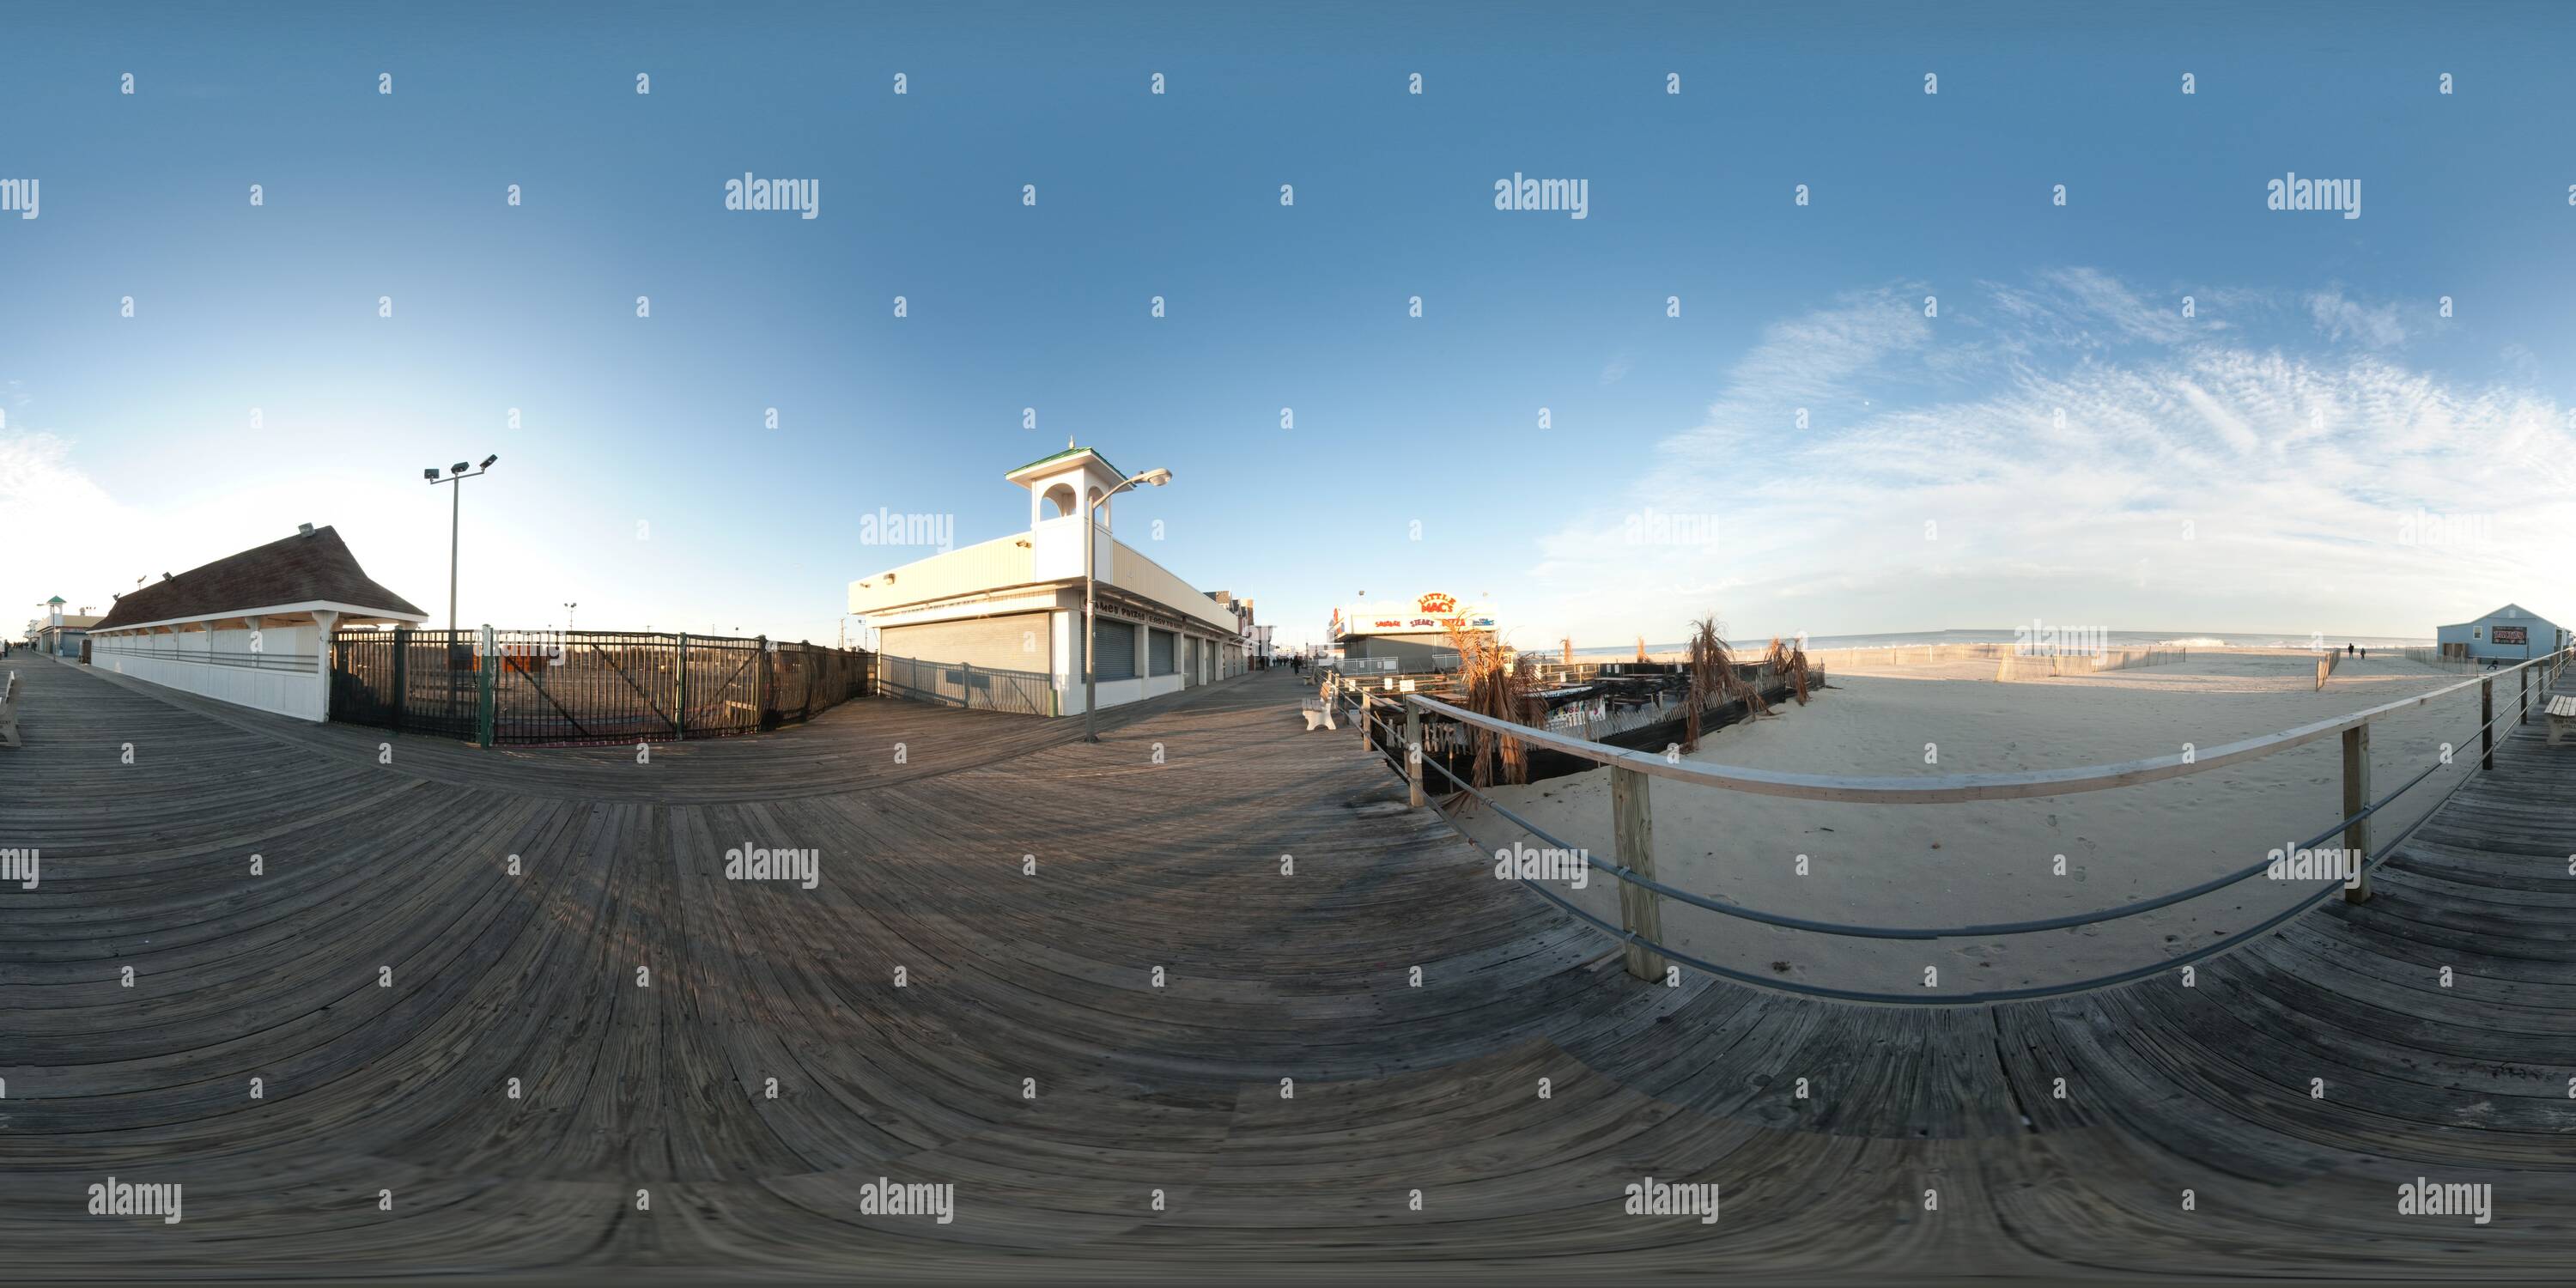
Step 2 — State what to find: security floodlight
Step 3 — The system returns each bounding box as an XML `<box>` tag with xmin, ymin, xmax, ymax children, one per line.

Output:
<box><xmin>1083</xmin><ymin>463</ymin><xmax>1177</xmax><ymax>743</ymax></box>
<box><xmin>422</xmin><ymin>453</ymin><xmax>498</xmax><ymax>629</ymax></box>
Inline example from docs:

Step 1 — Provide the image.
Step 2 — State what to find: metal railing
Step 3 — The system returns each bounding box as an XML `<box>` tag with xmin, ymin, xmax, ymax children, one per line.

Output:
<box><xmin>875</xmin><ymin>653</ymin><xmax>1056</xmax><ymax>716</ymax></box>
<box><xmin>1332</xmin><ymin>647</ymin><xmax>2573</xmax><ymax>1005</ymax></box>
<box><xmin>330</xmin><ymin>627</ymin><xmax>872</xmax><ymax>746</ymax></box>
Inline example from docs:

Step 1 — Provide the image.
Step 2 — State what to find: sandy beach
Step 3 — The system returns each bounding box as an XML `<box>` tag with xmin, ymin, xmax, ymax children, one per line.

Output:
<box><xmin>1460</xmin><ymin>648</ymin><xmax>2513</xmax><ymax>997</ymax></box>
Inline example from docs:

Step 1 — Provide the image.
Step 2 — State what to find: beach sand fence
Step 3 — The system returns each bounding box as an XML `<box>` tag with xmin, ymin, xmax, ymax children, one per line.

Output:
<box><xmin>2403</xmin><ymin>645</ymin><xmax>2483</xmax><ymax>671</ymax></box>
<box><xmin>2317</xmin><ymin>651</ymin><xmax>2342</xmax><ymax>690</ymax></box>
<box><xmin>1993</xmin><ymin>646</ymin><xmax>2189</xmax><ymax>681</ymax></box>
<box><xmin>1803</xmin><ymin>642</ymin><xmax>2015</xmax><ymax>670</ymax></box>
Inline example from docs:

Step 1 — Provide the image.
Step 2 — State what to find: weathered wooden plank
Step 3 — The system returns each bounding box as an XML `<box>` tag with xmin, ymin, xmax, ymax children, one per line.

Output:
<box><xmin>3</xmin><ymin>655</ymin><xmax>2576</xmax><ymax>1279</ymax></box>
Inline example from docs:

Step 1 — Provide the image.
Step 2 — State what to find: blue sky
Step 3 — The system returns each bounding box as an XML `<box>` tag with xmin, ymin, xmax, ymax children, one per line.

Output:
<box><xmin>7</xmin><ymin>0</ymin><xmax>2575</xmax><ymax>648</ymax></box>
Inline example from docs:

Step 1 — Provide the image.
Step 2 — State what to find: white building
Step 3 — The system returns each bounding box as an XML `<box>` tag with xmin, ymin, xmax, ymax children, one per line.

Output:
<box><xmin>849</xmin><ymin>446</ymin><xmax>1248</xmax><ymax>715</ymax></box>
<box><xmin>29</xmin><ymin>597</ymin><xmax>101</xmax><ymax>658</ymax></box>
<box><xmin>1327</xmin><ymin>593</ymin><xmax>1499</xmax><ymax>671</ymax></box>
<box><xmin>85</xmin><ymin>525</ymin><xmax>428</xmax><ymax>721</ymax></box>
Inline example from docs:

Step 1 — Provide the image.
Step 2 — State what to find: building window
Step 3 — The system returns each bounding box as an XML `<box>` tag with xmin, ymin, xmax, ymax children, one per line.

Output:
<box><xmin>1149</xmin><ymin>629</ymin><xmax>1176</xmax><ymax>676</ymax></box>
<box><xmin>1093</xmin><ymin>619</ymin><xmax>1137</xmax><ymax>681</ymax></box>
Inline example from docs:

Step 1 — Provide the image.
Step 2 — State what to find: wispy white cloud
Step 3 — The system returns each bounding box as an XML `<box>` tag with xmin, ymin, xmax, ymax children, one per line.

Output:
<box><xmin>1522</xmin><ymin>270</ymin><xmax>2576</xmax><ymax>645</ymax></box>
<box><xmin>2306</xmin><ymin>289</ymin><xmax>2407</xmax><ymax>349</ymax></box>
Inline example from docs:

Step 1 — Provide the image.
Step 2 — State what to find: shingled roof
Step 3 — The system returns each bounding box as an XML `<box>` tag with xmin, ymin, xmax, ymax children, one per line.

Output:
<box><xmin>93</xmin><ymin>526</ymin><xmax>427</xmax><ymax>631</ymax></box>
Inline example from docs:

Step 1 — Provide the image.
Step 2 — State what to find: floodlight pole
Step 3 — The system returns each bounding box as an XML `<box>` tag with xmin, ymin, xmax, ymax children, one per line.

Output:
<box><xmin>1083</xmin><ymin>468</ymin><xmax>1171</xmax><ymax>744</ymax></box>
<box><xmin>425</xmin><ymin>459</ymin><xmax>496</xmax><ymax>631</ymax></box>
<box><xmin>448</xmin><ymin>480</ymin><xmax>461</xmax><ymax>630</ymax></box>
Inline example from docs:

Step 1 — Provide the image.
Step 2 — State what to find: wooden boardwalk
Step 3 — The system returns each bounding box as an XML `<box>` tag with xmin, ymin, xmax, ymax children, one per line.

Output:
<box><xmin>3</xmin><ymin>654</ymin><xmax>2573</xmax><ymax>1282</ymax></box>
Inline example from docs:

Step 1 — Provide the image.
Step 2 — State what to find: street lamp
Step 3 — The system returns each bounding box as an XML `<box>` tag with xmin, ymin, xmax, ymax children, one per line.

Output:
<box><xmin>563</xmin><ymin>602</ymin><xmax>578</xmax><ymax>633</ymax></box>
<box><xmin>424</xmin><ymin>454</ymin><xmax>498</xmax><ymax>631</ymax></box>
<box><xmin>1083</xmin><ymin>465</ymin><xmax>1173</xmax><ymax>744</ymax></box>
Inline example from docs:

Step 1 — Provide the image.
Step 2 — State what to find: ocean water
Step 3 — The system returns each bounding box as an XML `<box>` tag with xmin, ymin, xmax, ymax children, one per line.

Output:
<box><xmin>1571</xmin><ymin>628</ymin><xmax>2432</xmax><ymax>658</ymax></box>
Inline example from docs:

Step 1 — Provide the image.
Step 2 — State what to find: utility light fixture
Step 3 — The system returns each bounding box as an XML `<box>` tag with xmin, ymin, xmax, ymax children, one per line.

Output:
<box><xmin>422</xmin><ymin>453</ymin><xmax>499</xmax><ymax>629</ymax></box>
<box><xmin>1082</xmin><ymin>464</ymin><xmax>1176</xmax><ymax>743</ymax></box>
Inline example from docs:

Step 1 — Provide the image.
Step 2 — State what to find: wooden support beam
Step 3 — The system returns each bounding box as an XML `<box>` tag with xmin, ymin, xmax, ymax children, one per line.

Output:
<box><xmin>1404</xmin><ymin>701</ymin><xmax>1424</xmax><ymax>808</ymax></box>
<box><xmin>1612</xmin><ymin>764</ymin><xmax>1666</xmax><ymax>981</ymax></box>
<box><xmin>2482</xmin><ymin>677</ymin><xmax>2494</xmax><ymax>771</ymax></box>
<box><xmin>2342</xmin><ymin>724</ymin><xmax>2371</xmax><ymax>903</ymax></box>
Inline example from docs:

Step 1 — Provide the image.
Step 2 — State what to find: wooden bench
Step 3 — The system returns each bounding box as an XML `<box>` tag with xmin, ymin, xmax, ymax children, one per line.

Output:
<box><xmin>2549</xmin><ymin>694</ymin><xmax>2576</xmax><ymax>747</ymax></box>
<box><xmin>0</xmin><ymin>671</ymin><xmax>19</xmax><ymax>749</ymax></box>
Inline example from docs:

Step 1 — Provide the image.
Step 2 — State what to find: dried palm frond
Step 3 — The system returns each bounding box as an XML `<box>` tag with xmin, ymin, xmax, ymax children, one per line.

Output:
<box><xmin>1682</xmin><ymin>616</ymin><xmax>1731</xmax><ymax>753</ymax></box>
<box><xmin>1774</xmin><ymin>636</ymin><xmax>1814</xmax><ymax>704</ymax></box>
<box><xmin>1763</xmin><ymin>637</ymin><xmax>1814</xmax><ymax>706</ymax></box>
<box><xmin>1447</xmin><ymin>620</ymin><xmax>1533</xmax><ymax>787</ymax></box>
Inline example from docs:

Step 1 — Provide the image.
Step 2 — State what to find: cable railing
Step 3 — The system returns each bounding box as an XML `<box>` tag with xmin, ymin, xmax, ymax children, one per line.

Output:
<box><xmin>1327</xmin><ymin>647</ymin><xmax>2573</xmax><ymax>1005</ymax></box>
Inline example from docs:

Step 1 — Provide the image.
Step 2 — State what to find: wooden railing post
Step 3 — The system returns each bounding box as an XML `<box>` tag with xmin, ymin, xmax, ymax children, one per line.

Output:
<box><xmin>2520</xmin><ymin>665</ymin><xmax>2529</xmax><ymax>725</ymax></box>
<box><xmin>391</xmin><ymin>625</ymin><xmax>409</xmax><ymax>733</ymax></box>
<box><xmin>2341</xmin><ymin>724</ymin><xmax>2371</xmax><ymax>903</ymax></box>
<box><xmin>1612</xmin><ymin>764</ymin><xmax>1666</xmax><ymax>981</ymax></box>
<box><xmin>476</xmin><ymin>624</ymin><xmax>497</xmax><ymax>748</ymax></box>
<box><xmin>2481</xmin><ymin>676</ymin><xmax>2494</xmax><ymax>771</ymax></box>
<box><xmin>1357</xmin><ymin>690</ymin><xmax>1372</xmax><ymax>750</ymax></box>
<box><xmin>675</xmin><ymin>632</ymin><xmax>690</xmax><ymax>738</ymax></box>
<box><xmin>1404</xmin><ymin>700</ymin><xmax>1425</xmax><ymax>808</ymax></box>
<box><xmin>756</xmin><ymin>635</ymin><xmax>775</xmax><ymax>730</ymax></box>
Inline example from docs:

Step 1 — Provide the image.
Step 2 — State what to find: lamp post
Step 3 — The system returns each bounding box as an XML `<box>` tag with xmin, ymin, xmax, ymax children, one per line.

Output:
<box><xmin>424</xmin><ymin>454</ymin><xmax>499</xmax><ymax>631</ymax></box>
<box><xmin>1083</xmin><ymin>466</ymin><xmax>1174</xmax><ymax>743</ymax></box>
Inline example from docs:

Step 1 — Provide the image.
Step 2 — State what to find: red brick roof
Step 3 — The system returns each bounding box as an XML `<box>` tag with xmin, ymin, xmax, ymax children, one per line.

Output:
<box><xmin>93</xmin><ymin>526</ymin><xmax>426</xmax><ymax>630</ymax></box>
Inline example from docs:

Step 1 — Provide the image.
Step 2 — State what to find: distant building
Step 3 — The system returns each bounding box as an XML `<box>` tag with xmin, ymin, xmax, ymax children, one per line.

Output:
<box><xmin>87</xmin><ymin>525</ymin><xmax>428</xmax><ymax>720</ymax></box>
<box><xmin>2434</xmin><ymin>603</ymin><xmax>2566</xmax><ymax>662</ymax></box>
<box><xmin>30</xmin><ymin>596</ymin><xmax>102</xmax><ymax>659</ymax></box>
<box><xmin>1327</xmin><ymin>593</ymin><xmax>1499</xmax><ymax>671</ymax></box>
<box><xmin>848</xmin><ymin>445</ymin><xmax>1248</xmax><ymax>715</ymax></box>
<box><xmin>1207</xmin><ymin>591</ymin><xmax>1273</xmax><ymax>667</ymax></box>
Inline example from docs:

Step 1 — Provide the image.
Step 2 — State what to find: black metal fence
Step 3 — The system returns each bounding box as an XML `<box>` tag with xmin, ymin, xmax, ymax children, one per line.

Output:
<box><xmin>875</xmin><ymin>653</ymin><xmax>1056</xmax><ymax>716</ymax></box>
<box><xmin>329</xmin><ymin>628</ymin><xmax>874</xmax><ymax>746</ymax></box>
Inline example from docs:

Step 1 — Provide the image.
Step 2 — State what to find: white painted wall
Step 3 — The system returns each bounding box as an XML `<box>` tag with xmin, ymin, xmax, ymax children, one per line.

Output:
<box><xmin>93</xmin><ymin>622</ymin><xmax>329</xmax><ymax>721</ymax></box>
